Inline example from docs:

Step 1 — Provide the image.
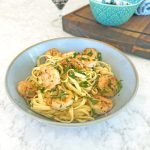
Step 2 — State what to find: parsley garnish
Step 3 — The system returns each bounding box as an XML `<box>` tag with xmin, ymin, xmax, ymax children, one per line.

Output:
<box><xmin>85</xmin><ymin>96</ymin><xmax>99</xmax><ymax>105</ymax></box>
<box><xmin>117</xmin><ymin>80</ymin><xmax>123</xmax><ymax>92</ymax></box>
<box><xmin>72</xmin><ymin>65</ymin><xmax>76</xmax><ymax>70</ymax></box>
<box><xmin>73</xmin><ymin>52</ymin><xmax>79</xmax><ymax>58</ymax></box>
<box><xmin>81</xmin><ymin>57</ymin><xmax>86</xmax><ymax>60</ymax></box>
<box><xmin>87</xmin><ymin>50</ymin><xmax>93</xmax><ymax>56</ymax></box>
<box><xmin>40</xmin><ymin>88</ymin><xmax>45</xmax><ymax>93</ymax></box>
<box><xmin>66</xmin><ymin>58</ymin><xmax>69</xmax><ymax>63</ymax></box>
<box><xmin>91</xmin><ymin>108</ymin><xmax>97</xmax><ymax>115</ymax></box>
<box><xmin>60</xmin><ymin>91</ymin><xmax>68</xmax><ymax>99</ymax></box>
<box><xmin>101</xmin><ymin>88</ymin><xmax>109</xmax><ymax>94</ymax></box>
<box><xmin>72</xmin><ymin>96</ymin><xmax>76</xmax><ymax>101</ymax></box>
<box><xmin>64</xmin><ymin>66</ymin><xmax>70</xmax><ymax>73</ymax></box>
<box><xmin>50</xmin><ymin>88</ymin><xmax>56</xmax><ymax>92</ymax></box>
<box><xmin>92</xmin><ymin>67</ymin><xmax>96</xmax><ymax>71</ymax></box>
<box><xmin>79</xmin><ymin>81</ymin><xmax>89</xmax><ymax>88</ymax></box>
<box><xmin>100</xmin><ymin>63</ymin><xmax>105</xmax><ymax>67</ymax></box>
<box><xmin>97</xmin><ymin>52</ymin><xmax>102</xmax><ymax>61</ymax></box>
<box><xmin>54</xmin><ymin>91</ymin><xmax>68</xmax><ymax>99</ymax></box>
<box><xmin>90</xmin><ymin>98</ymin><xmax>99</xmax><ymax>105</ymax></box>
<box><xmin>70</xmin><ymin>72</ymin><xmax>76</xmax><ymax>79</ymax></box>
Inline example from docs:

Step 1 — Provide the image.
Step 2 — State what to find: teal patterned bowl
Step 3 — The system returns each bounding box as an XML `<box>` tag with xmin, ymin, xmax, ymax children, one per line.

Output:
<box><xmin>89</xmin><ymin>0</ymin><xmax>143</xmax><ymax>26</ymax></box>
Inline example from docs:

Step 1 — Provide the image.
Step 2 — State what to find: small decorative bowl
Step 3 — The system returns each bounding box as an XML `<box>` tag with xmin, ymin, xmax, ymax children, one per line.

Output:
<box><xmin>89</xmin><ymin>0</ymin><xmax>143</xmax><ymax>26</ymax></box>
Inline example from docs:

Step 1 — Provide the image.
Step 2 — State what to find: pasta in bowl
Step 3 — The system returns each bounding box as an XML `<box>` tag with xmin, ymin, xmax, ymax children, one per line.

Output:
<box><xmin>5</xmin><ymin>37</ymin><xmax>138</xmax><ymax>127</ymax></box>
<box><xmin>17</xmin><ymin>48</ymin><xmax>122</xmax><ymax>123</ymax></box>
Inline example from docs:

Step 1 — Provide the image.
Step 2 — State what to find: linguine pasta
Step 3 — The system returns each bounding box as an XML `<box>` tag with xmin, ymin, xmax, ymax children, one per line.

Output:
<box><xmin>17</xmin><ymin>48</ymin><xmax>122</xmax><ymax>123</ymax></box>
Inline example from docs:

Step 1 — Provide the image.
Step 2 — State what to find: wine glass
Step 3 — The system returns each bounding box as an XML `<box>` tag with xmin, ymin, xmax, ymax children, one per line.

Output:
<box><xmin>51</xmin><ymin>0</ymin><xmax>69</xmax><ymax>26</ymax></box>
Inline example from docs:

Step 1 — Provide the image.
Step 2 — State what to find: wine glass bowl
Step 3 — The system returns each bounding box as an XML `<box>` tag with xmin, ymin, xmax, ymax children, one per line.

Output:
<box><xmin>52</xmin><ymin>0</ymin><xmax>68</xmax><ymax>10</ymax></box>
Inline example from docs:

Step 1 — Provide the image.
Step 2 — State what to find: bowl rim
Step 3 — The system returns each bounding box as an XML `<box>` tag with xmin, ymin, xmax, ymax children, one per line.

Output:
<box><xmin>5</xmin><ymin>37</ymin><xmax>139</xmax><ymax>127</ymax></box>
<box><xmin>89</xmin><ymin>0</ymin><xmax>143</xmax><ymax>7</ymax></box>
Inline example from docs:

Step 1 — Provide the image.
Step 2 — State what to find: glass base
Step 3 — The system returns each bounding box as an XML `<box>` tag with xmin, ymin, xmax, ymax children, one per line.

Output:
<box><xmin>51</xmin><ymin>17</ymin><xmax>62</xmax><ymax>28</ymax></box>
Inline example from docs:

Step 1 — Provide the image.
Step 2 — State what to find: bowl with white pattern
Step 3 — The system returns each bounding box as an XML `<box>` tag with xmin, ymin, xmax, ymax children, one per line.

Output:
<box><xmin>89</xmin><ymin>0</ymin><xmax>143</xmax><ymax>26</ymax></box>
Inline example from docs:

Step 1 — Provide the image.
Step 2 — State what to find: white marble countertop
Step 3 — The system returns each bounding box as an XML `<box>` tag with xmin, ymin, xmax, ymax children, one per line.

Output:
<box><xmin>0</xmin><ymin>0</ymin><xmax>150</xmax><ymax>150</ymax></box>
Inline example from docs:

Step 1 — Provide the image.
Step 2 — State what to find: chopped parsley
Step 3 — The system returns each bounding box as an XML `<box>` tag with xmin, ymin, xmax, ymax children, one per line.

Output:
<box><xmin>72</xmin><ymin>65</ymin><xmax>77</xmax><ymax>70</ymax></box>
<box><xmin>55</xmin><ymin>65</ymin><xmax>61</xmax><ymax>74</ymax></box>
<box><xmin>70</xmin><ymin>72</ymin><xmax>76</xmax><ymax>79</ymax></box>
<box><xmin>97</xmin><ymin>52</ymin><xmax>102</xmax><ymax>61</ymax></box>
<box><xmin>55</xmin><ymin>91</ymin><xmax>68</xmax><ymax>99</ymax></box>
<box><xmin>64</xmin><ymin>66</ymin><xmax>71</xmax><ymax>73</ymax></box>
<box><xmin>66</xmin><ymin>58</ymin><xmax>69</xmax><ymax>63</ymax></box>
<box><xmin>72</xmin><ymin>96</ymin><xmax>76</xmax><ymax>101</ymax></box>
<box><xmin>101</xmin><ymin>88</ymin><xmax>109</xmax><ymax>94</ymax></box>
<box><xmin>117</xmin><ymin>80</ymin><xmax>123</xmax><ymax>92</ymax></box>
<box><xmin>60</xmin><ymin>91</ymin><xmax>68</xmax><ymax>99</ymax></box>
<box><xmin>81</xmin><ymin>57</ymin><xmax>86</xmax><ymax>60</ymax></box>
<box><xmin>79</xmin><ymin>81</ymin><xmax>89</xmax><ymax>88</ymax></box>
<box><xmin>90</xmin><ymin>98</ymin><xmax>99</xmax><ymax>105</ymax></box>
<box><xmin>92</xmin><ymin>67</ymin><xmax>96</xmax><ymax>71</ymax></box>
<box><xmin>87</xmin><ymin>50</ymin><xmax>93</xmax><ymax>56</ymax></box>
<box><xmin>40</xmin><ymin>88</ymin><xmax>45</xmax><ymax>93</ymax></box>
<box><xmin>91</xmin><ymin>108</ymin><xmax>97</xmax><ymax>115</ymax></box>
<box><xmin>50</xmin><ymin>88</ymin><xmax>56</xmax><ymax>92</ymax></box>
<box><xmin>85</xmin><ymin>96</ymin><xmax>99</xmax><ymax>105</ymax></box>
<box><xmin>73</xmin><ymin>52</ymin><xmax>79</xmax><ymax>58</ymax></box>
<box><xmin>99</xmin><ymin>63</ymin><xmax>105</xmax><ymax>67</ymax></box>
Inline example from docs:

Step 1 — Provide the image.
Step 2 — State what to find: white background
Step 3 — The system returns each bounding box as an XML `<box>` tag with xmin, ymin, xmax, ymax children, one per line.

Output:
<box><xmin>0</xmin><ymin>0</ymin><xmax>150</xmax><ymax>150</ymax></box>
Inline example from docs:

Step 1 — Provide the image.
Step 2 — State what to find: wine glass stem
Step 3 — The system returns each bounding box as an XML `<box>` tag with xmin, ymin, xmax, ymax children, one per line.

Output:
<box><xmin>51</xmin><ymin>9</ymin><xmax>63</xmax><ymax>27</ymax></box>
<box><xmin>58</xmin><ymin>9</ymin><xmax>63</xmax><ymax>20</ymax></box>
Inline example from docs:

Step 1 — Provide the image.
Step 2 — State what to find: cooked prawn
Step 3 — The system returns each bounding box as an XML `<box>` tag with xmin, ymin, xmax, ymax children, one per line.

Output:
<box><xmin>70</xmin><ymin>58</ymin><xmax>83</xmax><ymax>69</ymax></box>
<box><xmin>77</xmin><ymin>55</ymin><xmax>97</xmax><ymax>68</ymax></box>
<box><xmin>51</xmin><ymin>91</ymin><xmax>74</xmax><ymax>110</ymax></box>
<box><xmin>38</xmin><ymin>66</ymin><xmax>60</xmax><ymax>90</ymax></box>
<box><xmin>17</xmin><ymin>81</ymin><xmax>37</xmax><ymax>98</ymax></box>
<box><xmin>60</xmin><ymin>59</ymin><xmax>68</xmax><ymax>66</ymax></box>
<box><xmin>60</xmin><ymin>58</ymin><xmax>83</xmax><ymax>70</ymax></box>
<box><xmin>91</xmin><ymin>95</ymin><xmax>113</xmax><ymax>114</ymax></box>
<box><xmin>62</xmin><ymin>51</ymin><xmax>75</xmax><ymax>58</ymax></box>
<box><xmin>84</xmin><ymin>60</ymin><xmax>97</xmax><ymax>68</ymax></box>
<box><xmin>45</xmin><ymin>48</ymin><xmax>61</xmax><ymax>57</ymax></box>
<box><xmin>82</xmin><ymin>48</ymin><xmax>98</xmax><ymax>59</ymax></box>
<box><xmin>98</xmin><ymin>75</ymin><xmax>119</xmax><ymax>97</ymax></box>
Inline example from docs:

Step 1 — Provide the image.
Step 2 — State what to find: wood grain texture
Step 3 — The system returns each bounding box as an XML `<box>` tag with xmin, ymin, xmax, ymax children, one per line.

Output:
<box><xmin>62</xmin><ymin>5</ymin><xmax>150</xmax><ymax>59</ymax></box>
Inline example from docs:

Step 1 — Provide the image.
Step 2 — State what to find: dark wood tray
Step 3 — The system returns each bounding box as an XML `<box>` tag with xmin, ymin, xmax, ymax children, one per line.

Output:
<box><xmin>62</xmin><ymin>5</ymin><xmax>150</xmax><ymax>59</ymax></box>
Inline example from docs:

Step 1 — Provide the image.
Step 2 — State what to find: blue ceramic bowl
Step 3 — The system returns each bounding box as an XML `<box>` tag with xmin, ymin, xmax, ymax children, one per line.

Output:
<box><xmin>89</xmin><ymin>0</ymin><xmax>143</xmax><ymax>26</ymax></box>
<box><xmin>5</xmin><ymin>37</ymin><xmax>138</xmax><ymax>127</ymax></box>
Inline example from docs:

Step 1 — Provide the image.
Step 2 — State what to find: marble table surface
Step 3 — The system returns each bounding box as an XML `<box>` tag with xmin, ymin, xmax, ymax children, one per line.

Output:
<box><xmin>0</xmin><ymin>0</ymin><xmax>150</xmax><ymax>150</ymax></box>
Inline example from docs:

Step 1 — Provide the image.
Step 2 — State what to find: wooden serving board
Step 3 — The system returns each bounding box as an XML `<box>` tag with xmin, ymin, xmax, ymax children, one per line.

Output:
<box><xmin>62</xmin><ymin>5</ymin><xmax>150</xmax><ymax>59</ymax></box>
